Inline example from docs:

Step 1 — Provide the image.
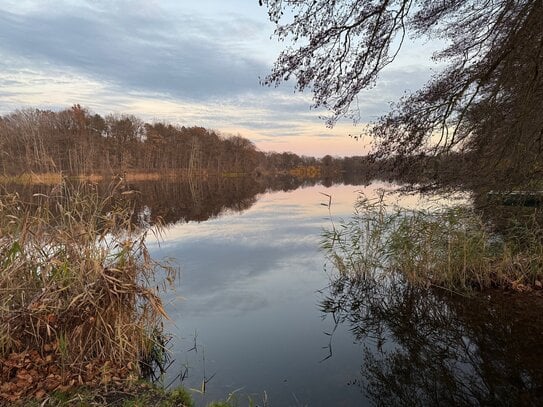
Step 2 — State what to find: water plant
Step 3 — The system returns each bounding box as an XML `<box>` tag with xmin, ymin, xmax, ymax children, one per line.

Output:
<box><xmin>0</xmin><ymin>180</ymin><xmax>176</xmax><ymax>402</ymax></box>
<box><xmin>322</xmin><ymin>191</ymin><xmax>543</xmax><ymax>291</ymax></box>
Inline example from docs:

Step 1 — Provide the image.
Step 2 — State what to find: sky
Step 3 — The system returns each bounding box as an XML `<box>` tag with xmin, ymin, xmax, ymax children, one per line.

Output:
<box><xmin>0</xmin><ymin>0</ymin><xmax>442</xmax><ymax>157</ymax></box>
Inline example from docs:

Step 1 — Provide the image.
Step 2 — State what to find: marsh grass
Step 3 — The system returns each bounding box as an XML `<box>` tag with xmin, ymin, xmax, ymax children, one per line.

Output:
<box><xmin>0</xmin><ymin>180</ymin><xmax>176</xmax><ymax>383</ymax></box>
<box><xmin>322</xmin><ymin>191</ymin><xmax>543</xmax><ymax>291</ymax></box>
<box><xmin>0</xmin><ymin>172</ymin><xmax>64</xmax><ymax>185</ymax></box>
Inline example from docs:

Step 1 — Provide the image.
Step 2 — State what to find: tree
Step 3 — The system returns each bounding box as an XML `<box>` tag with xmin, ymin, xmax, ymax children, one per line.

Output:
<box><xmin>105</xmin><ymin>114</ymin><xmax>145</xmax><ymax>171</ymax></box>
<box><xmin>262</xmin><ymin>0</ymin><xmax>543</xmax><ymax>185</ymax></box>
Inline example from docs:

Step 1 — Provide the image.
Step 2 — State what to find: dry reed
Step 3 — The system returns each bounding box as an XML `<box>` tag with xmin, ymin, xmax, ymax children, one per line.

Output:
<box><xmin>0</xmin><ymin>180</ymin><xmax>175</xmax><ymax>375</ymax></box>
<box><xmin>322</xmin><ymin>192</ymin><xmax>543</xmax><ymax>291</ymax></box>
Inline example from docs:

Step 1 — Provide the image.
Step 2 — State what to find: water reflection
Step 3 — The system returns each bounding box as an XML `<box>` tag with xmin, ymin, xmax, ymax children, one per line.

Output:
<box><xmin>320</xmin><ymin>273</ymin><xmax>543</xmax><ymax>406</ymax></box>
<box><xmin>126</xmin><ymin>174</ymin><xmax>379</xmax><ymax>226</ymax></box>
<box><xmin>6</xmin><ymin>173</ymin><xmax>375</xmax><ymax>227</ymax></box>
<box><xmin>156</xmin><ymin>184</ymin><xmax>379</xmax><ymax>406</ymax></box>
<box><xmin>8</xmin><ymin>177</ymin><xmax>542</xmax><ymax>405</ymax></box>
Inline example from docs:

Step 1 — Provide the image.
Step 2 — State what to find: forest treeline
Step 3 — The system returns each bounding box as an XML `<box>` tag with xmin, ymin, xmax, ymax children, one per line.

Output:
<box><xmin>0</xmin><ymin>105</ymin><xmax>488</xmax><ymax>190</ymax></box>
<box><xmin>0</xmin><ymin>105</ymin><xmax>331</xmax><ymax>176</ymax></box>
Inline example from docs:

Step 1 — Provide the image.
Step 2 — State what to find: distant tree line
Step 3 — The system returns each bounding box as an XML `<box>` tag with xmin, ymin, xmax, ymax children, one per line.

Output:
<box><xmin>1</xmin><ymin>105</ymin><xmax>476</xmax><ymax>187</ymax></box>
<box><xmin>0</xmin><ymin>105</ymin><xmax>253</xmax><ymax>175</ymax></box>
<box><xmin>0</xmin><ymin>105</ymin><xmax>331</xmax><ymax>176</ymax></box>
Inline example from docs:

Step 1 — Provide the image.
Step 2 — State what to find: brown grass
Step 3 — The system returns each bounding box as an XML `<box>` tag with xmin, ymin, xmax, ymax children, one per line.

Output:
<box><xmin>0</xmin><ymin>170</ymin><xmax>216</xmax><ymax>185</ymax></box>
<box><xmin>0</xmin><ymin>181</ymin><xmax>176</xmax><ymax>376</ymax></box>
<box><xmin>0</xmin><ymin>172</ymin><xmax>63</xmax><ymax>185</ymax></box>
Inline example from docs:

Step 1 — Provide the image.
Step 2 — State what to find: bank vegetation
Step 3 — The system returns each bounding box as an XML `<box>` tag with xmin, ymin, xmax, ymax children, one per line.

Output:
<box><xmin>0</xmin><ymin>181</ymin><xmax>175</xmax><ymax>404</ymax></box>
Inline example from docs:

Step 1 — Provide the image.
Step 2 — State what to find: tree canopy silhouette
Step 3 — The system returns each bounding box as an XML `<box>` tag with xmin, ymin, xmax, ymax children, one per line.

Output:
<box><xmin>262</xmin><ymin>0</ymin><xmax>543</xmax><ymax>184</ymax></box>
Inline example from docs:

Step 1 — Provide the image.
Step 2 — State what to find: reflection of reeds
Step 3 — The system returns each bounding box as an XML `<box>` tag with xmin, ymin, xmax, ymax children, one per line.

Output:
<box><xmin>0</xmin><ymin>181</ymin><xmax>175</xmax><ymax>379</ymax></box>
<box><xmin>320</xmin><ymin>269</ymin><xmax>543</xmax><ymax>406</ymax></box>
<box><xmin>322</xmin><ymin>192</ymin><xmax>543</xmax><ymax>290</ymax></box>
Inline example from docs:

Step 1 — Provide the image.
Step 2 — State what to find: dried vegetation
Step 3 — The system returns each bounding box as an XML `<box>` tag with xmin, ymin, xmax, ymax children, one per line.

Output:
<box><xmin>322</xmin><ymin>191</ymin><xmax>543</xmax><ymax>292</ymax></box>
<box><xmin>0</xmin><ymin>181</ymin><xmax>175</xmax><ymax>403</ymax></box>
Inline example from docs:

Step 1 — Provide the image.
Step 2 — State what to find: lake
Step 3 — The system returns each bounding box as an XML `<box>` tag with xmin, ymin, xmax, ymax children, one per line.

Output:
<box><xmin>138</xmin><ymin>179</ymin><xmax>543</xmax><ymax>406</ymax></box>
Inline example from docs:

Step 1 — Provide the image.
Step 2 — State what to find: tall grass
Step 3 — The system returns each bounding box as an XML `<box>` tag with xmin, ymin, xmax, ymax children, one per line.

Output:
<box><xmin>322</xmin><ymin>192</ymin><xmax>543</xmax><ymax>291</ymax></box>
<box><xmin>0</xmin><ymin>180</ymin><xmax>175</xmax><ymax>375</ymax></box>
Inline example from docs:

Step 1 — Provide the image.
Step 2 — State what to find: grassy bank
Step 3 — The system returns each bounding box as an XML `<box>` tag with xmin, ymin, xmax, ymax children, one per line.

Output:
<box><xmin>0</xmin><ymin>181</ymin><xmax>177</xmax><ymax>404</ymax></box>
<box><xmin>322</xmin><ymin>192</ymin><xmax>543</xmax><ymax>291</ymax></box>
<box><xmin>0</xmin><ymin>167</ymin><xmax>327</xmax><ymax>186</ymax></box>
<box><xmin>19</xmin><ymin>382</ymin><xmax>246</xmax><ymax>406</ymax></box>
<box><xmin>0</xmin><ymin>171</ymin><xmax>213</xmax><ymax>185</ymax></box>
<box><xmin>19</xmin><ymin>382</ymin><xmax>193</xmax><ymax>406</ymax></box>
<box><xmin>20</xmin><ymin>382</ymin><xmax>266</xmax><ymax>406</ymax></box>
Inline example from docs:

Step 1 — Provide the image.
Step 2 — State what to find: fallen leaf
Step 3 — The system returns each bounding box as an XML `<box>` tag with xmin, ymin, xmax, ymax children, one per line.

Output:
<box><xmin>35</xmin><ymin>389</ymin><xmax>46</xmax><ymax>400</ymax></box>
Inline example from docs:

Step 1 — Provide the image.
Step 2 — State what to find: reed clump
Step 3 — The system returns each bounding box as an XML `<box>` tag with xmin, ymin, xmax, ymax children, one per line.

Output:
<box><xmin>0</xmin><ymin>181</ymin><xmax>175</xmax><ymax>402</ymax></box>
<box><xmin>322</xmin><ymin>192</ymin><xmax>543</xmax><ymax>291</ymax></box>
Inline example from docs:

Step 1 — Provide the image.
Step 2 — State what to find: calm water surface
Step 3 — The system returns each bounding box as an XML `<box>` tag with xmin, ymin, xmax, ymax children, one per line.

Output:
<box><xmin>151</xmin><ymin>183</ymin><xmax>379</xmax><ymax>406</ymax></box>
<box><xmin>145</xmin><ymin>182</ymin><xmax>543</xmax><ymax>406</ymax></box>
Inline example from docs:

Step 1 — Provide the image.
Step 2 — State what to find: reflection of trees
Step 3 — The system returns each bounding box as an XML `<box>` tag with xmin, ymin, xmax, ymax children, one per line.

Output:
<box><xmin>5</xmin><ymin>178</ymin><xmax>259</xmax><ymax>226</ymax></box>
<box><xmin>321</xmin><ymin>275</ymin><xmax>543</xmax><ymax>406</ymax></box>
<box><xmin>9</xmin><ymin>174</ymin><xmax>382</xmax><ymax>227</ymax></box>
<box><xmin>128</xmin><ymin>177</ymin><xmax>261</xmax><ymax>225</ymax></box>
<box><xmin>126</xmin><ymin>174</ymin><xmax>381</xmax><ymax>226</ymax></box>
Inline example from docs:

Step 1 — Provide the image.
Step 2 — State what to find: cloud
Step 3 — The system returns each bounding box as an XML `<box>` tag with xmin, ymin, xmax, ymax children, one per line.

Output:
<box><xmin>0</xmin><ymin>3</ymin><xmax>270</xmax><ymax>101</ymax></box>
